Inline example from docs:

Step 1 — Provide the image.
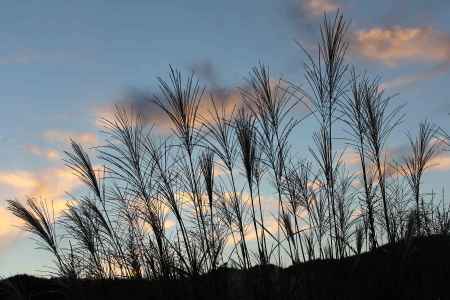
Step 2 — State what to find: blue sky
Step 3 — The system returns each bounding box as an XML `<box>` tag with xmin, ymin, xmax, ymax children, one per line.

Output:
<box><xmin>0</xmin><ymin>0</ymin><xmax>449</xmax><ymax>276</ymax></box>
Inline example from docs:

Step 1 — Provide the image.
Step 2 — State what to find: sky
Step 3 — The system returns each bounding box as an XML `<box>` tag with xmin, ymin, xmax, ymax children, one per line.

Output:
<box><xmin>0</xmin><ymin>0</ymin><xmax>449</xmax><ymax>276</ymax></box>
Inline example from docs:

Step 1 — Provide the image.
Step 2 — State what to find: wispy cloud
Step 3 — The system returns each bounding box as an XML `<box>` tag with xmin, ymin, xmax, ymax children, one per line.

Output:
<box><xmin>380</xmin><ymin>0</ymin><xmax>450</xmax><ymax>28</ymax></box>
<box><xmin>245</xmin><ymin>217</ymin><xmax>279</xmax><ymax>241</ymax></box>
<box><xmin>286</xmin><ymin>0</ymin><xmax>340</xmax><ymax>38</ymax></box>
<box><xmin>381</xmin><ymin>62</ymin><xmax>450</xmax><ymax>90</ymax></box>
<box><xmin>0</xmin><ymin>206</ymin><xmax>22</xmax><ymax>251</ymax></box>
<box><xmin>43</xmin><ymin>129</ymin><xmax>97</xmax><ymax>146</ymax></box>
<box><xmin>25</xmin><ymin>144</ymin><xmax>60</xmax><ymax>160</ymax></box>
<box><xmin>388</xmin><ymin>152</ymin><xmax>450</xmax><ymax>179</ymax></box>
<box><xmin>341</xmin><ymin>151</ymin><xmax>361</xmax><ymax>166</ymax></box>
<box><xmin>0</xmin><ymin>49</ymin><xmax>36</xmax><ymax>65</ymax></box>
<box><xmin>303</xmin><ymin>0</ymin><xmax>339</xmax><ymax>17</ymax></box>
<box><xmin>190</xmin><ymin>60</ymin><xmax>222</xmax><ymax>87</ymax></box>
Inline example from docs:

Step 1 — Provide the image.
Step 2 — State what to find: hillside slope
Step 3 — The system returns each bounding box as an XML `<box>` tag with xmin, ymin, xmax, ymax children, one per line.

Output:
<box><xmin>1</xmin><ymin>235</ymin><xmax>449</xmax><ymax>300</ymax></box>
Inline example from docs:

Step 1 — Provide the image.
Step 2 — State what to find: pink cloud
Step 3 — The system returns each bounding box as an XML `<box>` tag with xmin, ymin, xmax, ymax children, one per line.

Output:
<box><xmin>354</xmin><ymin>26</ymin><xmax>450</xmax><ymax>66</ymax></box>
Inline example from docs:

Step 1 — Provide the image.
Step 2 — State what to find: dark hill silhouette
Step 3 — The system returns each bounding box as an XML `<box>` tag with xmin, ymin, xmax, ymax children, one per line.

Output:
<box><xmin>1</xmin><ymin>234</ymin><xmax>449</xmax><ymax>300</ymax></box>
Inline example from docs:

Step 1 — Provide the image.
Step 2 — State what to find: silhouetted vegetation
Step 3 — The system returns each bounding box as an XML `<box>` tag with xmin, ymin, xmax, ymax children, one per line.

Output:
<box><xmin>4</xmin><ymin>12</ymin><xmax>450</xmax><ymax>300</ymax></box>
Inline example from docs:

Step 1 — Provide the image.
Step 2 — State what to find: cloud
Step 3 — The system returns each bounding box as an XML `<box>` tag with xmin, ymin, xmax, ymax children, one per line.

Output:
<box><xmin>381</xmin><ymin>62</ymin><xmax>450</xmax><ymax>90</ymax></box>
<box><xmin>25</xmin><ymin>144</ymin><xmax>60</xmax><ymax>160</ymax></box>
<box><xmin>341</xmin><ymin>151</ymin><xmax>361</xmax><ymax>166</ymax></box>
<box><xmin>385</xmin><ymin>152</ymin><xmax>450</xmax><ymax>180</ymax></box>
<box><xmin>93</xmin><ymin>62</ymin><xmax>305</xmax><ymax>135</ymax></box>
<box><xmin>286</xmin><ymin>0</ymin><xmax>341</xmax><ymax>41</ymax></box>
<box><xmin>353</xmin><ymin>26</ymin><xmax>450</xmax><ymax>90</ymax></box>
<box><xmin>245</xmin><ymin>217</ymin><xmax>279</xmax><ymax>241</ymax></box>
<box><xmin>0</xmin><ymin>167</ymin><xmax>81</xmax><ymax>207</ymax></box>
<box><xmin>353</xmin><ymin>26</ymin><xmax>450</xmax><ymax>66</ymax></box>
<box><xmin>0</xmin><ymin>49</ymin><xmax>36</xmax><ymax>65</ymax></box>
<box><xmin>43</xmin><ymin>130</ymin><xmax>97</xmax><ymax>146</ymax></box>
<box><xmin>380</xmin><ymin>0</ymin><xmax>450</xmax><ymax>27</ymax></box>
<box><xmin>94</xmin><ymin>85</ymin><xmax>243</xmax><ymax>135</ymax></box>
<box><xmin>303</xmin><ymin>0</ymin><xmax>339</xmax><ymax>17</ymax></box>
<box><xmin>357</xmin><ymin>140</ymin><xmax>450</xmax><ymax>179</ymax></box>
<box><xmin>190</xmin><ymin>60</ymin><xmax>221</xmax><ymax>87</ymax></box>
<box><xmin>0</xmin><ymin>166</ymin><xmax>81</xmax><ymax>252</ymax></box>
<box><xmin>94</xmin><ymin>95</ymin><xmax>170</xmax><ymax>132</ymax></box>
<box><xmin>0</xmin><ymin>207</ymin><xmax>22</xmax><ymax>252</ymax></box>
<box><xmin>427</xmin><ymin>153</ymin><xmax>450</xmax><ymax>172</ymax></box>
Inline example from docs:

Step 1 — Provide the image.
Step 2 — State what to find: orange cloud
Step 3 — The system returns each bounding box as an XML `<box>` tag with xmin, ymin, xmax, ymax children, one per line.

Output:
<box><xmin>0</xmin><ymin>171</ymin><xmax>40</xmax><ymax>190</ymax></box>
<box><xmin>427</xmin><ymin>153</ymin><xmax>450</xmax><ymax>172</ymax></box>
<box><xmin>0</xmin><ymin>166</ymin><xmax>81</xmax><ymax>252</ymax></box>
<box><xmin>0</xmin><ymin>206</ymin><xmax>22</xmax><ymax>251</ymax></box>
<box><xmin>0</xmin><ymin>167</ymin><xmax>81</xmax><ymax>211</ymax></box>
<box><xmin>43</xmin><ymin>129</ymin><xmax>97</xmax><ymax>146</ymax></box>
<box><xmin>354</xmin><ymin>26</ymin><xmax>450</xmax><ymax>66</ymax></box>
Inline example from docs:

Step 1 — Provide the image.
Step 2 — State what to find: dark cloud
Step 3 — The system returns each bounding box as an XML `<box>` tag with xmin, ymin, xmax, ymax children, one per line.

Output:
<box><xmin>97</xmin><ymin>70</ymin><xmax>243</xmax><ymax>133</ymax></box>
<box><xmin>285</xmin><ymin>0</ymin><xmax>318</xmax><ymax>39</ymax></box>
<box><xmin>189</xmin><ymin>60</ymin><xmax>221</xmax><ymax>87</ymax></box>
<box><xmin>96</xmin><ymin>62</ymin><xmax>311</xmax><ymax>133</ymax></box>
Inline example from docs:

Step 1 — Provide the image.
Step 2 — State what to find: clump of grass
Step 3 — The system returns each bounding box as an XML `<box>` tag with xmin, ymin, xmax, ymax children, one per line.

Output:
<box><xmin>289</xmin><ymin>11</ymin><xmax>350</xmax><ymax>258</ymax></box>
<box><xmin>399</xmin><ymin>121</ymin><xmax>444</xmax><ymax>235</ymax></box>
<box><xmin>6</xmin><ymin>198</ymin><xmax>73</xmax><ymax>277</ymax></box>
<box><xmin>6</xmin><ymin>12</ymin><xmax>450</xmax><ymax>283</ymax></box>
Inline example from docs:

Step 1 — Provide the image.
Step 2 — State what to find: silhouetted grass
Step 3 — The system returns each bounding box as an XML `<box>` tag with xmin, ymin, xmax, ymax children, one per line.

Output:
<box><xmin>5</xmin><ymin>11</ymin><xmax>450</xmax><ymax>300</ymax></box>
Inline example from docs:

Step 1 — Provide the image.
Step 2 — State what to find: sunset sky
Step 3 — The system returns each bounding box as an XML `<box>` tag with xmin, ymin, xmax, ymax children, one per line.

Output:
<box><xmin>0</xmin><ymin>0</ymin><xmax>449</xmax><ymax>276</ymax></box>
